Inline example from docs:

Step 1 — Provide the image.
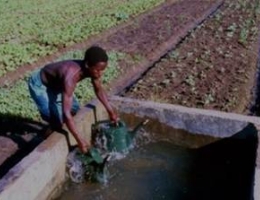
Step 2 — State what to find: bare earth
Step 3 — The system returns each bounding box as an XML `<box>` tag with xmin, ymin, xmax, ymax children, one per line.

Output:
<box><xmin>121</xmin><ymin>0</ymin><xmax>260</xmax><ymax>114</ymax></box>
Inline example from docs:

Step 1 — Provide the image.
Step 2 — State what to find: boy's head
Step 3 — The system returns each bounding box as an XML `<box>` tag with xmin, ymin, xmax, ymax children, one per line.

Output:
<box><xmin>84</xmin><ymin>46</ymin><xmax>108</xmax><ymax>79</ymax></box>
<box><xmin>84</xmin><ymin>46</ymin><xmax>108</xmax><ymax>67</ymax></box>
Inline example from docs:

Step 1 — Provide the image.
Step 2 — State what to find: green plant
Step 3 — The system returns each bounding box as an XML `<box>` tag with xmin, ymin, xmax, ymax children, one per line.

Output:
<box><xmin>113</xmin><ymin>12</ymin><xmax>129</xmax><ymax>21</ymax></box>
<box><xmin>184</xmin><ymin>75</ymin><xmax>195</xmax><ymax>86</ymax></box>
<box><xmin>0</xmin><ymin>0</ymin><xmax>164</xmax><ymax>78</ymax></box>
<box><xmin>238</xmin><ymin>27</ymin><xmax>248</xmax><ymax>46</ymax></box>
<box><xmin>226</xmin><ymin>23</ymin><xmax>237</xmax><ymax>38</ymax></box>
<box><xmin>204</xmin><ymin>93</ymin><xmax>214</xmax><ymax>105</ymax></box>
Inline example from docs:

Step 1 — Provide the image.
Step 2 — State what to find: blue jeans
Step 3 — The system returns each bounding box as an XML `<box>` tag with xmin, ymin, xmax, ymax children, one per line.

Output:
<box><xmin>28</xmin><ymin>69</ymin><xmax>80</xmax><ymax>127</ymax></box>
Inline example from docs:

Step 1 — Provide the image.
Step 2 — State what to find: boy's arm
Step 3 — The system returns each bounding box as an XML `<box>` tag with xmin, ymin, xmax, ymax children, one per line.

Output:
<box><xmin>62</xmin><ymin>83</ymin><xmax>89</xmax><ymax>153</ymax></box>
<box><xmin>91</xmin><ymin>77</ymin><xmax>118</xmax><ymax>122</ymax></box>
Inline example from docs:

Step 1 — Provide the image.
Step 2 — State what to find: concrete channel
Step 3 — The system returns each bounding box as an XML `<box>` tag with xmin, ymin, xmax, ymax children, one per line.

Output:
<box><xmin>0</xmin><ymin>96</ymin><xmax>259</xmax><ymax>200</ymax></box>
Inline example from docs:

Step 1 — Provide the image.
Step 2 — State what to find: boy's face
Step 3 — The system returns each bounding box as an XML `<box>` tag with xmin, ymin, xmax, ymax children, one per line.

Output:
<box><xmin>89</xmin><ymin>61</ymin><xmax>107</xmax><ymax>79</ymax></box>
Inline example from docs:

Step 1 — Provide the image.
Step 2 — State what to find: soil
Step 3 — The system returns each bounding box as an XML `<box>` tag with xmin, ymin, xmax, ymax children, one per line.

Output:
<box><xmin>98</xmin><ymin>0</ymin><xmax>224</xmax><ymax>93</ymax></box>
<box><xmin>122</xmin><ymin>0</ymin><xmax>260</xmax><ymax>114</ymax></box>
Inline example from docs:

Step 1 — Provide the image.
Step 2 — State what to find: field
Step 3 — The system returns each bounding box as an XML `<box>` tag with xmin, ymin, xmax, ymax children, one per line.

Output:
<box><xmin>0</xmin><ymin>0</ymin><xmax>260</xmax><ymax>177</ymax></box>
<box><xmin>0</xmin><ymin>0</ymin><xmax>164</xmax><ymax>78</ymax></box>
<box><xmin>123</xmin><ymin>0</ymin><xmax>260</xmax><ymax>114</ymax></box>
<box><xmin>2</xmin><ymin>0</ymin><xmax>259</xmax><ymax>120</ymax></box>
<box><xmin>0</xmin><ymin>0</ymin><xmax>165</xmax><ymax>119</ymax></box>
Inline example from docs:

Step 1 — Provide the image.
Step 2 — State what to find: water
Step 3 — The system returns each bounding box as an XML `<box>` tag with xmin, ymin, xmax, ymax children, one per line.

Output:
<box><xmin>58</xmin><ymin>141</ymin><xmax>192</xmax><ymax>200</ymax></box>
<box><xmin>57</xmin><ymin>123</ymin><xmax>257</xmax><ymax>200</ymax></box>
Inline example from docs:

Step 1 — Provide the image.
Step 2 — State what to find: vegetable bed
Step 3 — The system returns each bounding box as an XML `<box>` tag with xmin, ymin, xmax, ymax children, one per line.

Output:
<box><xmin>123</xmin><ymin>0</ymin><xmax>260</xmax><ymax>114</ymax></box>
<box><xmin>0</xmin><ymin>0</ymin><xmax>164</xmax><ymax>79</ymax></box>
<box><xmin>0</xmin><ymin>0</ymin><xmax>222</xmax><ymax>120</ymax></box>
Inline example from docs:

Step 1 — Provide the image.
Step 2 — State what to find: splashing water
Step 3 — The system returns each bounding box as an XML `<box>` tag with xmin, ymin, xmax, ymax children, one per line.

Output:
<box><xmin>66</xmin><ymin>149</ymin><xmax>85</xmax><ymax>183</ymax></box>
<box><xmin>66</xmin><ymin>127</ymin><xmax>152</xmax><ymax>184</ymax></box>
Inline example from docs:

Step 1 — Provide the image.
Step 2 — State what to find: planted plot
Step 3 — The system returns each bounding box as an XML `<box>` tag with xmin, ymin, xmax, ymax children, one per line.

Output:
<box><xmin>0</xmin><ymin>0</ymin><xmax>225</xmax><ymax>119</ymax></box>
<box><xmin>123</xmin><ymin>0</ymin><xmax>260</xmax><ymax>114</ymax></box>
<box><xmin>0</xmin><ymin>0</ymin><xmax>164</xmax><ymax>77</ymax></box>
<box><xmin>97</xmin><ymin>0</ymin><xmax>223</xmax><ymax>93</ymax></box>
<box><xmin>100</xmin><ymin>0</ymin><xmax>221</xmax><ymax>61</ymax></box>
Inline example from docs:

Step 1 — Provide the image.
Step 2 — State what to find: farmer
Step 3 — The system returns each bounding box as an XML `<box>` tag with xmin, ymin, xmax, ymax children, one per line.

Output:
<box><xmin>28</xmin><ymin>46</ymin><xmax>118</xmax><ymax>153</ymax></box>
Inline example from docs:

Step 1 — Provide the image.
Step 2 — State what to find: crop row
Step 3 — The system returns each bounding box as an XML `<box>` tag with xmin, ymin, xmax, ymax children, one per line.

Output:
<box><xmin>0</xmin><ymin>50</ymin><xmax>125</xmax><ymax>120</ymax></box>
<box><xmin>125</xmin><ymin>0</ymin><xmax>260</xmax><ymax>113</ymax></box>
<box><xmin>0</xmin><ymin>0</ymin><xmax>164</xmax><ymax>77</ymax></box>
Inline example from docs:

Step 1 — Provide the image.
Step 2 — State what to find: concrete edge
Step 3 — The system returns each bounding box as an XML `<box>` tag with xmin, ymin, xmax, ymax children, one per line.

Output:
<box><xmin>110</xmin><ymin>96</ymin><xmax>260</xmax><ymax>129</ymax></box>
<box><xmin>0</xmin><ymin>99</ymin><xmax>108</xmax><ymax>200</ymax></box>
<box><xmin>0</xmin><ymin>133</ymin><xmax>68</xmax><ymax>200</ymax></box>
<box><xmin>110</xmin><ymin>95</ymin><xmax>260</xmax><ymax>200</ymax></box>
<box><xmin>0</xmin><ymin>95</ymin><xmax>259</xmax><ymax>200</ymax></box>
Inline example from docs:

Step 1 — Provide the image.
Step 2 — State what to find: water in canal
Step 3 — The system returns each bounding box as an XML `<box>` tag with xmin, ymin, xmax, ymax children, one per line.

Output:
<box><xmin>57</xmin><ymin>124</ymin><xmax>257</xmax><ymax>200</ymax></box>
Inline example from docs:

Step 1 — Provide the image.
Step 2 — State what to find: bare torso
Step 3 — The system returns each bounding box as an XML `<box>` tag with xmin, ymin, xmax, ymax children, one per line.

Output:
<box><xmin>40</xmin><ymin>60</ymin><xmax>89</xmax><ymax>92</ymax></box>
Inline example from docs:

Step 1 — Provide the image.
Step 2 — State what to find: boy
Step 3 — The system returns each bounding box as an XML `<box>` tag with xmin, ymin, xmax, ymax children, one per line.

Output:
<box><xmin>28</xmin><ymin>46</ymin><xmax>118</xmax><ymax>153</ymax></box>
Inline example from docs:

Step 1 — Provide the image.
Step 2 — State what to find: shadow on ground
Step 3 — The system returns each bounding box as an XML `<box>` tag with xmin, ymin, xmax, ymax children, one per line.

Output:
<box><xmin>0</xmin><ymin>113</ymin><xmax>49</xmax><ymax>178</ymax></box>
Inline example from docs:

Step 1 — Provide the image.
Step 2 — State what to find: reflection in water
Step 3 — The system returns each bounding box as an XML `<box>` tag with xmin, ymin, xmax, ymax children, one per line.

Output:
<box><xmin>57</xmin><ymin>124</ymin><xmax>257</xmax><ymax>200</ymax></box>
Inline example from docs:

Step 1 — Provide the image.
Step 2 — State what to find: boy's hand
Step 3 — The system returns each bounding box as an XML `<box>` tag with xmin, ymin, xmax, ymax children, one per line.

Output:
<box><xmin>109</xmin><ymin>111</ymin><xmax>119</xmax><ymax>124</ymax></box>
<box><xmin>78</xmin><ymin>139</ymin><xmax>90</xmax><ymax>154</ymax></box>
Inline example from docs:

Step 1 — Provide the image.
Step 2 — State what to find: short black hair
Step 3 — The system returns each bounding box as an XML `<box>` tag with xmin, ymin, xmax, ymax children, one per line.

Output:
<box><xmin>84</xmin><ymin>46</ymin><xmax>108</xmax><ymax>67</ymax></box>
